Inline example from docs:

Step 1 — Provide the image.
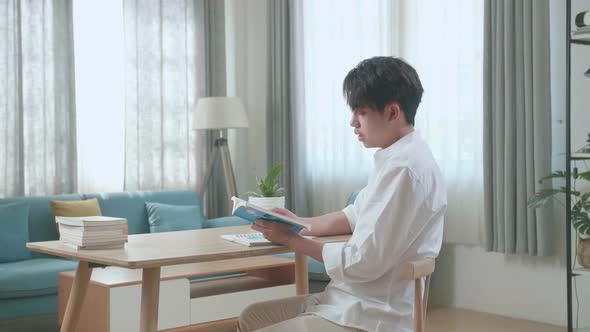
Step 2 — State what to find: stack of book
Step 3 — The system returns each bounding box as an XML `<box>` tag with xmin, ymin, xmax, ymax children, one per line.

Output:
<box><xmin>56</xmin><ymin>216</ymin><xmax>128</xmax><ymax>250</ymax></box>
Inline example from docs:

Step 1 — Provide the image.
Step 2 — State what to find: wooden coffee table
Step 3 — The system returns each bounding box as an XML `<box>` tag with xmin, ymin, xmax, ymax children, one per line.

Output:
<box><xmin>27</xmin><ymin>225</ymin><xmax>349</xmax><ymax>332</ymax></box>
<box><xmin>58</xmin><ymin>255</ymin><xmax>297</xmax><ymax>331</ymax></box>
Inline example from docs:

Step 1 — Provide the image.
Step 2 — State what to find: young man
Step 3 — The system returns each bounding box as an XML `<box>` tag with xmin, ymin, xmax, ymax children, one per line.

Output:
<box><xmin>238</xmin><ymin>56</ymin><xmax>447</xmax><ymax>332</ymax></box>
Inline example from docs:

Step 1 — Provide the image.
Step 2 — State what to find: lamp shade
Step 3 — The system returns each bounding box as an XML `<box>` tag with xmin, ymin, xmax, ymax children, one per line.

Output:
<box><xmin>193</xmin><ymin>97</ymin><xmax>249</xmax><ymax>130</ymax></box>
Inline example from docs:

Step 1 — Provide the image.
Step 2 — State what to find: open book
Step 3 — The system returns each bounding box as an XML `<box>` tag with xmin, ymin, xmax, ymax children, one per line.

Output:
<box><xmin>230</xmin><ymin>196</ymin><xmax>311</xmax><ymax>232</ymax></box>
<box><xmin>220</xmin><ymin>233</ymin><xmax>273</xmax><ymax>247</ymax></box>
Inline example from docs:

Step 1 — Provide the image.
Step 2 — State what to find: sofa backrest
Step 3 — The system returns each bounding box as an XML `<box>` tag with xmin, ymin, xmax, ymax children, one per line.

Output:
<box><xmin>0</xmin><ymin>194</ymin><xmax>83</xmax><ymax>258</ymax></box>
<box><xmin>83</xmin><ymin>190</ymin><xmax>202</xmax><ymax>235</ymax></box>
<box><xmin>346</xmin><ymin>190</ymin><xmax>360</xmax><ymax>206</ymax></box>
<box><xmin>0</xmin><ymin>194</ymin><xmax>83</xmax><ymax>244</ymax></box>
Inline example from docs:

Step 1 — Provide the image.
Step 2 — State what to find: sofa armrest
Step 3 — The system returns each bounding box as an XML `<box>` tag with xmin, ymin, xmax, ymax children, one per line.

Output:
<box><xmin>205</xmin><ymin>216</ymin><xmax>250</xmax><ymax>228</ymax></box>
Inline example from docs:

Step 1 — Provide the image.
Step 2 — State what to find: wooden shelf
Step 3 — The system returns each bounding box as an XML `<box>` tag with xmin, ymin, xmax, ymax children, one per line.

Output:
<box><xmin>572</xmin><ymin>31</ymin><xmax>590</xmax><ymax>45</ymax></box>
<box><xmin>572</xmin><ymin>39</ymin><xmax>590</xmax><ymax>46</ymax></box>
<box><xmin>572</xmin><ymin>153</ymin><xmax>590</xmax><ymax>160</ymax></box>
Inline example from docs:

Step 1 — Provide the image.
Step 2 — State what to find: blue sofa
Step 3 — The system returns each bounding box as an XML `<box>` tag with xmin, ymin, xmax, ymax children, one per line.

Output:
<box><xmin>0</xmin><ymin>190</ymin><xmax>248</xmax><ymax>322</ymax></box>
<box><xmin>0</xmin><ymin>190</ymin><xmax>357</xmax><ymax>322</ymax></box>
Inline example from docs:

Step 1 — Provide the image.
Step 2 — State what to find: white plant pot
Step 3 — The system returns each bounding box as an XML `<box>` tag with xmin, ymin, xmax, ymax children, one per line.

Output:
<box><xmin>248</xmin><ymin>196</ymin><xmax>285</xmax><ymax>210</ymax></box>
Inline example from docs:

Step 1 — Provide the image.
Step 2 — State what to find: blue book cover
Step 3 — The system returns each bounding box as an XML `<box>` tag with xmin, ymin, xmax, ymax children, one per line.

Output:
<box><xmin>231</xmin><ymin>197</ymin><xmax>311</xmax><ymax>233</ymax></box>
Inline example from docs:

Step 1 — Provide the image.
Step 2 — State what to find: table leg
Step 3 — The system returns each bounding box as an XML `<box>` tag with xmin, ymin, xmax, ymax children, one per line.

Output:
<box><xmin>295</xmin><ymin>252</ymin><xmax>309</xmax><ymax>295</ymax></box>
<box><xmin>140</xmin><ymin>267</ymin><xmax>161</xmax><ymax>332</ymax></box>
<box><xmin>60</xmin><ymin>261</ymin><xmax>92</xmax><ymax>332</ymax></box>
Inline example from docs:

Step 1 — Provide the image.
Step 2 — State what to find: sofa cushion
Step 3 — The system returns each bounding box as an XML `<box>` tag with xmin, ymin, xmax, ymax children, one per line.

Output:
<box><xmin>146</xmin><ymin>202</ymin><xmax>205</xmax><ymax>233</ymax></box>
<box><xmin>204</xmin><ymin>216</ymin><xmax>250</xmax><ymax>228</ymax></box>
<box><xmin>50</xmin><ymin>198</ymin><xmax>103</xmax><ymax>234</ymax></box>
<box><xmin>83</xmin><ymin>191</ymin><xmax>203</xmax><ymax>235</ymax></box>
<box><xmin>346</xmin><ymin>190</ymin><xmax>360</xmax><ymax>206</ymax></box>
<box><xmin>0</xmin><ymin>202</ymin><xmax>31</xmax><ymax>263</ymax></box>
<box><xmin>0</xmin><ymin>294</ymin><xmax>58</xmax><ymax>320</ymax></box>
<box><xmin>0</xmin><ymin>194</ymin><xmax>83</xmax><ymax>248</ymax></box>
<box><xmin>50</xmin><ymin>198</ymin><xmax>102</xmax><ymax>218</ymax></box>
<box><xmin>0</xmin><ymin>258</ymin><xmax>79</xmax><ymax>299</ymax></box>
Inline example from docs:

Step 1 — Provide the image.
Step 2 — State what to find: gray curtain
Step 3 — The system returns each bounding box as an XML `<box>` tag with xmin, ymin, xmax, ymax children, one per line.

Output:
<box><xmin>483</xmin><ymin>0</ymin><xmax>554</xmax><ymax>255</ymax></box>
<box><xmin>202</xmin><ymin>0</ymin><xmax>227</xmax><ymax>217</ymax></box>
<box><xmin>267</xmin><ymin>0</ymin><xmax>294</xmax><ymax>209</ymax></box>
<box><xmin>0</xmin><ymin>0</ymin><xmax>77</xmax><ymax>198</ymax></box>
<box><xmin>124</xmin><ymin>0</ymin><xmax>225</xmax><ymax>210</ymax></box>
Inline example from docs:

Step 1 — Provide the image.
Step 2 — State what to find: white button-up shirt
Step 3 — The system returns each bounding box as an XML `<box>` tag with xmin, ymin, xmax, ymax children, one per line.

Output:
<box><xmin>306</xmin><ymin>130</ymin><xmax>447</xmax><ymax>332</ymax></box>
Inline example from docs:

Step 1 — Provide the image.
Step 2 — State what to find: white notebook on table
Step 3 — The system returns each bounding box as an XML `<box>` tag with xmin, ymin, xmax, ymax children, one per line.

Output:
<box><xmin>220</xmin><ymin>232</ymin><xmax>273</xmax><ymax>247</ymax></box>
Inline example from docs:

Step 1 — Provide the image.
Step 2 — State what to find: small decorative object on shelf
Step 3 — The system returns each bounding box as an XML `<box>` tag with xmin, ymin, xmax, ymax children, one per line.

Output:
<box><xmin>575</xmin><ymin>10</ymin><xmax>590</xmax><ymax>27</ymax></box>
<box><xmin>244</xmin><ymin>164</ymin><xmax>286</xmax><ymax>209</ymax></box>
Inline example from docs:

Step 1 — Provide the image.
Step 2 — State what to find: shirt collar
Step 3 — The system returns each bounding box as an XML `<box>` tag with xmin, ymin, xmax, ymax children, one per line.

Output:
<box><xmin>374</xmin><ymin>130</ymin><xmax>418</xmax><ymax>163</ymax></box>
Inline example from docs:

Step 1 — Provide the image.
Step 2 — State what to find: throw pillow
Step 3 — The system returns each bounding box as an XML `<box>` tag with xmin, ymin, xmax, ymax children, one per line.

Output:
<box><xmin>50</xmin><ymin>198</ymin><xmax>103</xmax><ymax>233</ymax></box>
<box><xmin>0</xmin><ymin>202</ymin><xmax>31</xmax><ymax>262</ymax></box>
<box><xmin>145</xmin><ymin>202</ymin><xmax>205</xmax><ymax>233</ymax></box>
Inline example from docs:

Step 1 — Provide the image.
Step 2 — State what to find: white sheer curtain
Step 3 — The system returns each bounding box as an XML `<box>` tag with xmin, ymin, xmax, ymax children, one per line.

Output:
<box><xmin>123</xmin><ymin>0</ymin><xmax>207</xmax><ymax>191</ymax></box>
<box><xmin>73</xmin><ymin>0</ymin><xmax>125</xmax><ymax>193</ymax></box>
<box><xmin>292</xmin><ymin>0</ymin><xmax>484</xmax><ymax>245</ymax></box>
<box><xmin>0</xmin><ymin>0</ymin><xmax>77</xmax><ymax>198</ymax></box>
<box><xmin>400</xmin><ymin>0</ymin><xmax>484</xmax><ymax>245</ymax></box>
<box><xmin>291</xmin><ymin>0</ymin><xmax>394</xmax><ymax>217</ymax></box>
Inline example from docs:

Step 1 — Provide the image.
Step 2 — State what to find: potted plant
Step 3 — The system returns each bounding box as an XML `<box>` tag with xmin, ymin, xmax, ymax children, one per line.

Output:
<box><xmin>245</xmin><ymin>164</ymin><xmax>286</xmax><ymax>210</ymax></box>
<box><xmin>528</xmin><ymin>168</ymin><xmax>590</xmax><ymax>267</ymax></box>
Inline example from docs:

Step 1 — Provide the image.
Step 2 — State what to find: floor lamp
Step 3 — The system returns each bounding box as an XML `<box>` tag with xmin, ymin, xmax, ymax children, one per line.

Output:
<box><xmin>193</xmin><ymin>97</ymin><xmax>249</xmax><ymax>211</ymax></box>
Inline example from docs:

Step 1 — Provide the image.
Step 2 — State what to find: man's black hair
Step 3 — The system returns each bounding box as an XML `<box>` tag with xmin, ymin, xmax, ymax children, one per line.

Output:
<box><xmin>343</xmin><ymin>56</ymin><xmax>424</xmax><ymax>126</ymax></box>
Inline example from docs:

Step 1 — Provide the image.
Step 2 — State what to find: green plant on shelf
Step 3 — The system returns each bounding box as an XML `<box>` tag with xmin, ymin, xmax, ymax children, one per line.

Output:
<box><xmin>528</xmin><ymin>169</ymin><xmax>590</xmax><ymax>237</ymax></box>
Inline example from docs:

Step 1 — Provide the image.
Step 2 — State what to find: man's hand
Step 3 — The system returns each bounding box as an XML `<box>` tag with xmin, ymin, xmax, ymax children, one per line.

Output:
<box><xmin>270</xmin><ymin>207</ymin><xmax>298</xmax><ymax>219</ymax></box>
<box><xmin>271</xmin><ymin>208</ymin><xmax>314</xmax><ymax>236</ymax></box>
<box><xmin>251</xmin><ymin>220</ymin><xmax>297</xmax><ymax>247</ymax></box>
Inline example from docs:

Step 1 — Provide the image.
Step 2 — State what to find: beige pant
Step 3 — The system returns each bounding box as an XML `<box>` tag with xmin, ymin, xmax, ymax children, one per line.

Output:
<box><xmin>237</xmin><ymin>294</ymin><xmax>364</xmax><ymax>332</ymax></box>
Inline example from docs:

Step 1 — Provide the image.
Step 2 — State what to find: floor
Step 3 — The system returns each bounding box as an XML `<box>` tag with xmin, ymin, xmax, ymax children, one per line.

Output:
<box><xmin>0</xmin><ymin>307</ymin><xmax>568</xmax><ymax>332</ymax></box>
<box><xmin>426</xmin><ymin>307</ymin><xmax>565</xmax><ymax>332</ymax></box>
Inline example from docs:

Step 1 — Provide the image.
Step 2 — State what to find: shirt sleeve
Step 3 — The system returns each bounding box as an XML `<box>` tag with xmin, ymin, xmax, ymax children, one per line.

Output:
<box><xmin>323</xmin><ymin>168</ymin><xmax>427</xmax><ymax>284</ymax></box>
<box><xmin>341</xmin><ymin>188</ymin><xmax>367</xmax><ymax>231</ymax></box>
<box><xmin>342</xmin><ymin>202</ymin><xmax>357</xmax><ymax>231</ymax></box>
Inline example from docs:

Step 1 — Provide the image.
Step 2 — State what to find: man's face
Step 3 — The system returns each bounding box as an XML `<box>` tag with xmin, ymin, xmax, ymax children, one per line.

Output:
<box><xmin>349</xmin><ymin>106</ymin><xmax>392</xmax><ymax>148</ymax></box>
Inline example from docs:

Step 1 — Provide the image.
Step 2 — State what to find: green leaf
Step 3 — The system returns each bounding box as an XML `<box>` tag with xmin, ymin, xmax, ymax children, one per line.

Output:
<box><xmin>527</xmin><ymin>189</ymin><xmax>562</xmax><ymax>208</ymax></box>
<box><xmin>538</xmin><ymin>171</ymin><xmax>566</xmax><ymax>183</ymax></box>
<box><xmin>259</xmin><ymin>164</ymin><xmax>284</xmax><ymax>197</ymax></box>
<box><xmin>579</xmin><ymin>171</ymin><xmax>590</xmax><ymax>182</ymax></box>
<box><xmin>572</xmin><ymin>211</ymin><xmax>590</xmax><ymax>232</ymax></box>
<box><xmin>580</xmin><ymin>192</ymin><xmax>590</xmax><ymax>211</ymax></box>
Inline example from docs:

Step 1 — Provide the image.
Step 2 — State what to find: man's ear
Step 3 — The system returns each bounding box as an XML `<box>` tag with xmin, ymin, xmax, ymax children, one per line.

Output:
<box><xmin>385</xmin><ymin>103</ymin><xmax>402</xmax><ymax>122</ymax></box>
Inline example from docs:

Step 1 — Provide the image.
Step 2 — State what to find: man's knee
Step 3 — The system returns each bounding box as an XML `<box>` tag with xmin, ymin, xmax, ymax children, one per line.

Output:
<box><xmin>238</xmin><ymin>296</ymin><xmax>311</xmax><ymax>332</ymax></box>
<box><xmin>238</xmin><ymin>302</ymin><xmax>265</xmax><ymax>332</ymax></box>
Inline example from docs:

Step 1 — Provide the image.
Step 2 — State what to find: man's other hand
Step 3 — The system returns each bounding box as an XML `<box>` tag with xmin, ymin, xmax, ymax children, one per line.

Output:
<box><xmin>251</xmin><ymin>219</ymin><xmax>297</xmax><ymax>247</ymax></box>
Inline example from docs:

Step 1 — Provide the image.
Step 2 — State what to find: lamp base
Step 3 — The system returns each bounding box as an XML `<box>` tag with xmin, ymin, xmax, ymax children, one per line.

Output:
<box><xmin>200</xmin><ymin>138</ymin><xmax>238</xmax><ymax>215</ymax></box>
